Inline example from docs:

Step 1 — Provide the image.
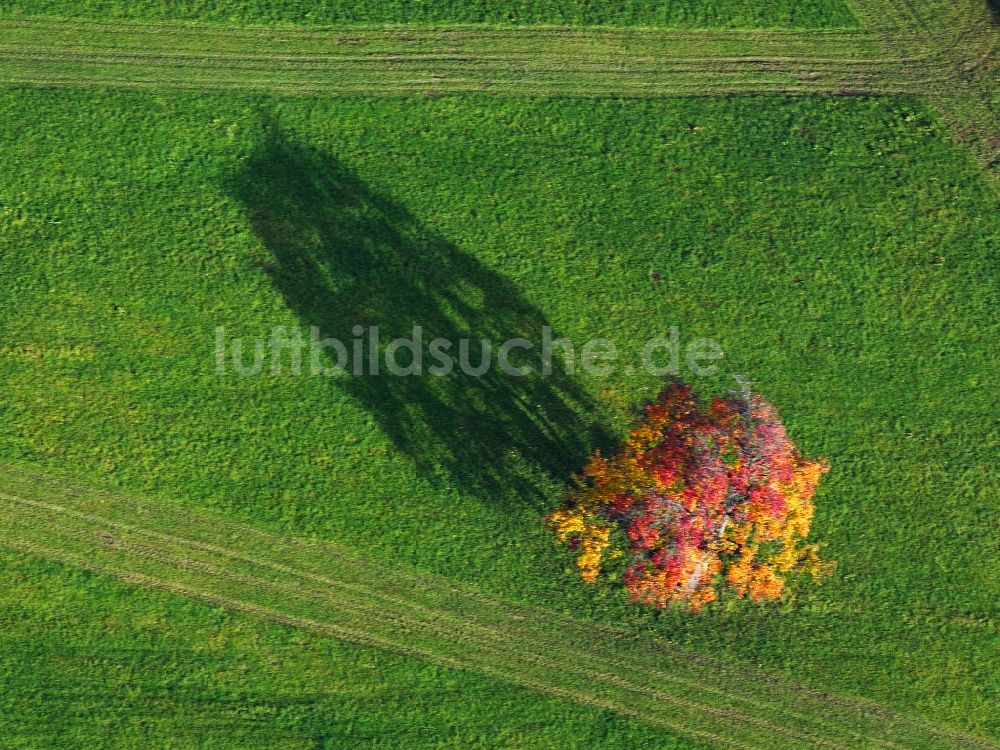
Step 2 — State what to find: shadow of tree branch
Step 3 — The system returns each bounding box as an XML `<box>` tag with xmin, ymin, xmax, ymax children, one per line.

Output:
<box><xmin>225</xmin><ymin>121</ymin><xmax>612</xmax><ymax>509</ymax></box>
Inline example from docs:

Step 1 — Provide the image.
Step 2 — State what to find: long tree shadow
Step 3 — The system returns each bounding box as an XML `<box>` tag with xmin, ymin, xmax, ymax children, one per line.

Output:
<box><xmin>226</xmin><ymin>123</ymin><xmax>611</xmax><ymax>509</ymax></box>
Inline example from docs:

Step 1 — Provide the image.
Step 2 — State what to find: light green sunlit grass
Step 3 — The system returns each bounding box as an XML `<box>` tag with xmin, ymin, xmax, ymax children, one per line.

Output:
<box><xmin>0</xmin><ymin>90</ymin><xmax>996</xmax><ymax>742</ymax></box>
<box><xmin>0</xmin><ymin>0</ymin><xmax>859</xmax><ymax>28</ymax></box>
<box><xmin>0</xmin><ymin>548</ymin><xmax>701</xmax><ymax>750</ymax></box>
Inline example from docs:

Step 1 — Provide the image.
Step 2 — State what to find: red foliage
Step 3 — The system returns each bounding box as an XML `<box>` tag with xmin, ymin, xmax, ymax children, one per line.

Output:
<box><xmin>547</xmin><ymin>380</ymin><xmax>833</xmax><ymax>610</ymax></box>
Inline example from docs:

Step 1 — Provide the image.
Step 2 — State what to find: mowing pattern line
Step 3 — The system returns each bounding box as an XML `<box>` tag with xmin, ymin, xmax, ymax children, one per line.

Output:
<box><xmin>0</xmin><ymin>17</ymin><xmax>947</xmax><ymax>97</ymax></box>
<box><xmin>0</xmin><ymin>463</ymin><xmax>995</xmax><ymax>750</ymax></box>
<box><xmin>848</xmin><ymin>0</ymin><xmax>999</xmax><ymax>178</ymax></box>
<box><xmin>0</xmin><ymin>8</ymin><xmax>993</xmax><ymax>176</ymax></box>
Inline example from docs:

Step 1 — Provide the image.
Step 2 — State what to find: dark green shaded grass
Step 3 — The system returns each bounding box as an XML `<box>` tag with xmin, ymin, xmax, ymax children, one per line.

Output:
<box><xmin>0</xmin><ymin>548</ymin><xmax>699</xmax><ymax>750</ymax></box>
<box><xmin>0</xmin><ymin>90</ymin><xmax>997</xmax><ymax>741</ymax></box>
<box><xmin>0</xmin><ymin>0</ymin><xmax>859</xmax><ymax>28</ymax></box>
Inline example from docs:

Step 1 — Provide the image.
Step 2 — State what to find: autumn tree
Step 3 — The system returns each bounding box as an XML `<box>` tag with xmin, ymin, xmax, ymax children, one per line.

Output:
<box><xmin>548</xmin><ymin>379</ymin><xmax>834</xmax><ymax>610</ymax></box>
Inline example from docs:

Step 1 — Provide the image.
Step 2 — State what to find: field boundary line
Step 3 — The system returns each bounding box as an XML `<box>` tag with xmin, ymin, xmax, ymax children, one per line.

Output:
<box><xmin>1</xmin><ymin>9</ymin><xmax>991</xmax><ymax>175</ymax></box>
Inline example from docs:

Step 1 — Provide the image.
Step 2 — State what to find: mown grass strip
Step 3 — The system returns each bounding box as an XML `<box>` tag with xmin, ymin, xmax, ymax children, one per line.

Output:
<box><xmin>1</xmin><ymin>463</ymin><xmax>995</xmax><ymax>750</ymax></box>
<box><xmin>0</xmin><ymin>497</ymin><xmax>881</xmax><ymax>750</ymax></box>
<box><xmin>848</xmin><ymin>0</ymin><xmax>999</xmax><ymax>178</ymax></box>
<box><xmin>0</xmin><ymin>7</ymin><xmax>991</xmax><ymax>163</ymax></box>
<box><xmin>2</xmin><ymin>9</ymin><xmax>989</xmax><ymax>158</ymax></box>
<box><xmin>0</xmin><ymin>16</ymin><xmax>930</xmax><ymax>96</ymax></box>
<box><xmin>0</xmin><ymin>516</ymin><xmax>817</xmax><ymax>750</ymax></box>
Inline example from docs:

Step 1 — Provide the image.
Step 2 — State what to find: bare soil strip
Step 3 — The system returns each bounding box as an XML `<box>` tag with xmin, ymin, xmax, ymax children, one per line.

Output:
<box><xmin>0</xmin><ymin>463</ymin><xmax>995</xmax><ymax>750</ymax></box>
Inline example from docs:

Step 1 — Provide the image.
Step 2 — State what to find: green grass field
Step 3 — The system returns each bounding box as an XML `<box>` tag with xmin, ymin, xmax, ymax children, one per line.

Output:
<box><xmin>0</xmin><ymin>0</ymin><xmax>859</xmax><ymax>28</ymax></box>
<box><xmin>0</xmin><ymin>87</ymin><xmax>997</xmax><ymax>748</ymax></box>
<box><xmin>1</xmin><ymin>547</ymin><xmax>709</xmax><ymax>750</ymax></box>
<box><xmin>9</xmin><ymin>466</ymin><xmax>967</xmax><ymax>750</ymax></box>
<box><xmin>0</xmin><ymin>20</ymin><xmax>912</xmax><ymax>99</ymax></box>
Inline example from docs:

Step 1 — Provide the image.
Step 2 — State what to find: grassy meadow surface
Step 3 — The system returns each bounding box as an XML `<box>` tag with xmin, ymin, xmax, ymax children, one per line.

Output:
<box><xmin>0</xmin><ymin>89</ymin><xmax>997</xmax><ymax>742</ymax></box>
<box><xmin>0</xmin><ymin>0</ymin><xmax>859</xmax><ymax>28</ymax></box>
<box><xmin>0</xmin><ymin>548</ymin><xmax>698</xmax><ymax>750</ymax></box>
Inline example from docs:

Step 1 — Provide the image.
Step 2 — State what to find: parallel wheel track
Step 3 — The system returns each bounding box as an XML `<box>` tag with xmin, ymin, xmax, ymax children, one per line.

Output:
<box><xmin>0</xmin><ymin>463</ymin><xmax>996</xmax><ymax>750</ymax></box>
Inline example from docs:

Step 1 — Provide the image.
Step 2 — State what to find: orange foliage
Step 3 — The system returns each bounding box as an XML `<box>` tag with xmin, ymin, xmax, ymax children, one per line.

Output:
<box><xmin>547</xmin><ymin>380</ymin><xmax>834</xmax><ymax>610</ymax></box>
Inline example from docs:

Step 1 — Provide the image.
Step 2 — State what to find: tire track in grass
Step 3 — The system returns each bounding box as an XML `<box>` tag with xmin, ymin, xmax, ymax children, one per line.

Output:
<box><xmin>0</xmin><ymin>17</ymin><xmax>936</xmax><ymax>96</ymax></box>
<box><xmin>2</xmin><ymin>10</ymin><xmax>990</xmax><ymax>174</ymax></box>
<box><xmin>1</xmin><ymin>465</ymin><xmax>996</xmax><ymax>750</ymax></box>
<box><xmin>0</xmin><ymin>6</ymin><xmax>993</xmax><ymax>746</ymax></box>
<box><xmin>0</xmin><ymin>8</ymin><xmax>992</xmax><ymax>169</ymax></box>
<box><xmin>4</xmin><ymin>468</ymin><xmax>994</xmax><ymax>750</ymax></box>
<box><xmin>2</xmin><ymin>536</ymin><xmax>759</xmax><ymax>750</ymax></box>
<box><xmin>0</xmin><ymin>498</ymin><xmax>874</xmax><ymax>750</ymax></box>
<box><xmin>0</xmin><ymin>506</ymin><xmax>848</xmax><ymax>750</ymax></box>
<box><xmin>0</xmin><ymin>531</ymin><xmax>782</xmax><ymax>750</ymax></box>
<box><xmin>848</xmin><ymin>0</ymin><xmax>999</xmax><ymax>179</ymax></box>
